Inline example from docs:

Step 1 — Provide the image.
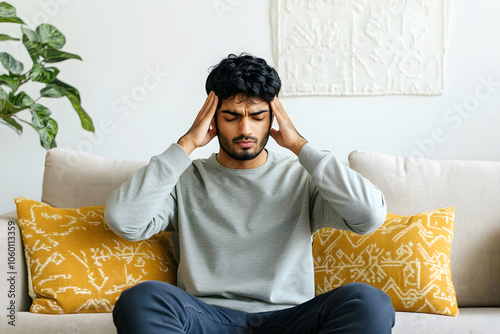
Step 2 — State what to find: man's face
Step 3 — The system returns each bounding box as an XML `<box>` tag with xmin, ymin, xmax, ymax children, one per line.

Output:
<box><xmin>213</xmin><ymin>93</ymin><xmax>272</xmax><ymax>161</ymax></box>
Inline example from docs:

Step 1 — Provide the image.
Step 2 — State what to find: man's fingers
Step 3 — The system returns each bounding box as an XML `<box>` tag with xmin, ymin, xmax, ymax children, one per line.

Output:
<box><xmin>178</xmin><ymin>92</ymin><xmax>219</xmax><ymax>155</ymax></box>
<box><xmin>270</xmin><ymin>97</ymin><xmax>290</xmax><ymax>124</ymax></box>
<box><xmin>270</xmin><ymin>96</ymin><xmax>285</xmax><ymax>114</ymax></box>
<box><xmin>198</xmin><ymin>91</ymin><xmax>215</xmax><ymax>117</ymax></box>
<box><xmin>270</xmin><ymin>96</ymin><xmax>307</xmax><ymax>156</ymax></box>
<box><xmin>201</xmin><ymin>91</ymin><xmax>218</xmax><ymax>120</ymax></box>
<box><xmin>208</xmin><ymin>92</ymin><xmax>218</xmax><ymax>116</ymax></box>
<box><xmin>194</xmin><ymin>92</ymin><xmax>218</xmax><ymax>130</ymax></box>
<box><xmin>199</xmin><ymin>91</ymin><xmax>214</xmax><ymax>115</ymax></box>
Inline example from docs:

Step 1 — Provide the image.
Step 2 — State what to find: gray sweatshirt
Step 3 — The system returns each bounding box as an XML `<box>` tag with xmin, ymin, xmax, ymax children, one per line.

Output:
<box><xmin>104</xmin><ymin>143</ymin><xmax>386</xmax><ymax>313</ymax></box>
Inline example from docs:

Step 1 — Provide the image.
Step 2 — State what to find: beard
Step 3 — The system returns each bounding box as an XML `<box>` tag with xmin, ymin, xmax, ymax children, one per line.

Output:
<box><xmin>216</xmin><ymin>129</ymin><xmax>270</xmax><ymax>161</ymax></box>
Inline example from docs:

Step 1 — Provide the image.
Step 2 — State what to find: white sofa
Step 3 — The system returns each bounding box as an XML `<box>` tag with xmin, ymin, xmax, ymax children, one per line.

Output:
<box><xmin>1</xmin><ymin>147</ymin><xmax>499</xmax><ymax>333</ymax></box>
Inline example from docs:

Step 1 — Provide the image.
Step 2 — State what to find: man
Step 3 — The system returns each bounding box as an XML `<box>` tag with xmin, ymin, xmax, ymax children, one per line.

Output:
<box><xmin>105</xmin><ymin>53</ymin><xmax>395</xmax><ymax>333</ymax></box>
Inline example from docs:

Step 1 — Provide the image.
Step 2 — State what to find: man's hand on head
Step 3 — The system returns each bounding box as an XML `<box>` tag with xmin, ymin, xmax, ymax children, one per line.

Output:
<box><xmin>177</xmin><ymin>91</ymin><xmax>218</xmax><ymax>155</ymax></box>
<box><xmin>270</xmin><ymin>97</ymin><xmax>308</xmax><ymax>157</ymax></box>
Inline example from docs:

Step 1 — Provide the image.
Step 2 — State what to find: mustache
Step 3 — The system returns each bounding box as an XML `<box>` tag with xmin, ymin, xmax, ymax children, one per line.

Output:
<box><xmin>232</xmin><ymin>135</ymin><xmax>259</xmax><ymax>143</ymax></box>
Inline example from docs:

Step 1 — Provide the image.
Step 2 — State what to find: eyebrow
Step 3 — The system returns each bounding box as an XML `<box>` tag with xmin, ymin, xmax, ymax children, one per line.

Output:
<box><xmin>220</xmin><ymin>109</ymin><xmax>269</xmax><ymax>117</ymax></box>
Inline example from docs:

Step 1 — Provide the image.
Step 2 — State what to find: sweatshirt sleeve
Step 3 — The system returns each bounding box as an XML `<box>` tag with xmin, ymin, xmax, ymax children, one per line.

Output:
<box><xmin>104</xmin><ymin>143</ymin><xmax>192</xmax><ymax>241</ymax></box>
<box><xmin>299</xmin><ymin>143</ymin><xmax>387</xmax><ymax>235</ymax></box>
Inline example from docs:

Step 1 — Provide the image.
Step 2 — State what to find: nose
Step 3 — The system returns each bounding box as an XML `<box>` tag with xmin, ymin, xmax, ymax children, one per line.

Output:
<box><xmin>239</xmin><ymin>117</ymin><xmax>252</xmax><ymax>136</ymax></box>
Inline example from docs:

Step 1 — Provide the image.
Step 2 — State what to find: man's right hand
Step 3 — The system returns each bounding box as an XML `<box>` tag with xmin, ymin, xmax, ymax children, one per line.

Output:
<box><xmin>177</xmin><ymin>91</ymin><xmax>218</xmax><ymax>155</ymax></box>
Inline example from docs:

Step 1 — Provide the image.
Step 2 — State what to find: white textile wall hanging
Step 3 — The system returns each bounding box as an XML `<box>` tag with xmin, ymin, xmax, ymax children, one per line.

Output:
<box><xmin>270</xmin><ymin>0</ymin><xmax>451</xmax><ymax>97</ymax></box>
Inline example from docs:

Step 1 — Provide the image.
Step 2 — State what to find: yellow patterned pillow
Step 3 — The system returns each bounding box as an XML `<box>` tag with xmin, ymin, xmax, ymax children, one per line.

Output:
<box><xmin>313</xmin><ymin>207</ymin><xmax>458</xmax><ymax>316</ymax></box>
<box><xmin>15</xmin><ymin>197</ymin><xmax>177</xmax><ymax>314</ymax></box>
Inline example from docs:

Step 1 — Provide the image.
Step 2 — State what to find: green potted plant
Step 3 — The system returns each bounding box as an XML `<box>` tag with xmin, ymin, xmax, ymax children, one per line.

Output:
<box><xmin>0</xmin><ymin>1</ymin><xmax>94</xmax><ymax>149</ymax></box>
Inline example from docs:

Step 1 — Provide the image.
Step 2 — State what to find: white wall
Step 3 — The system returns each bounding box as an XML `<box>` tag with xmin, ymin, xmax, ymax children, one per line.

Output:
<box><xmin>2</xmin><ymin>0</ymin><xmax>500</xmax><ymax>214</ymax></box>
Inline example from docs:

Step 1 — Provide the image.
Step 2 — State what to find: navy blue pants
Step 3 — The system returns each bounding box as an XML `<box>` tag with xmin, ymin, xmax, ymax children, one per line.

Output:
<box><xmin>113</xmin><ymin>281</ymin><xmax>395</xmax><ymax>333</ymax></box>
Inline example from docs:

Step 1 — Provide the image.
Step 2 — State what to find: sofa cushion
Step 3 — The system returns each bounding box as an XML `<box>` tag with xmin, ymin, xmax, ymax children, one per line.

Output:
<box><xmin>12</xmin><ymin>308</ymin><xmax>500</xmax><ymax>334</ymax></box>
<box><xmin>16</xmin><ymin>312</ymin><xmax>116</xmax><ymax>333</ymax></box>
<box><xmin>348</xmin><ymin>151</ymin><xmax>500</xmax><ymax>307</ymax></box>
<box><xmin>41</xmin><ymin>148</ymin><xmax>147</xmax><ymax>208</ymax></box>
<box><xmin>393</xmin><ymin>308</ymin><xmax>500</xmax><ymax>334</ymax></box>
<box><xmin>15</xmin><ymin>197</ymin><xmax>177</xmax><ymax>314</ymax></box>
<box><xmin>313</xmin><ymin>207</ymin><xmax>458</xmax><ymax>315</ymax></box>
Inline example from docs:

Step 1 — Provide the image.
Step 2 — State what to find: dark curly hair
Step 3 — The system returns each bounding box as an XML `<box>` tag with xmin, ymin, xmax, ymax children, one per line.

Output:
<box><xmin>205</xmin><ymin>53</ymin><xmax>281</xmax><ymax>107</ymax></box>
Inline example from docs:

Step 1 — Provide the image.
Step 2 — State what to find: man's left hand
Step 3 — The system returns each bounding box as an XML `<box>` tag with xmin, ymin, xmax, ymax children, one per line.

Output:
<box><xmin>270</xmin><ymin>97</ymin><xmax>308</xmax><ymax>156</ymax></box>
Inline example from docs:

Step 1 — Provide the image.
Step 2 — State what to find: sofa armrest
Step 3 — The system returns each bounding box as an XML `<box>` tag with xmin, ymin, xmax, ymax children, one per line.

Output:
<box><xmin>0</xmin><ymin>211</ymin><xmax>31</xmax><ymax>312</ymax></box>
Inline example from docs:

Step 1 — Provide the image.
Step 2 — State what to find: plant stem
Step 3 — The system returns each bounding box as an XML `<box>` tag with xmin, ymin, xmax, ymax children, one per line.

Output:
<box><xmin>0</xmin><ymin>111</ymin><xmax>20</xmax><ymax>118</ymax></box>
<box><xmin>11</xmin><ymin>70</ymin><xmax>31</xmax><ymax>95</ymax></box>
<box><xmin>0</xmin><ymin>105</ymin><xmax>30</xmax><ymax>119</ymax></box>
<box><xmin>17</xmin><ymin>117</ymin><xmax>35</xmax><ymax>129</ymax></box>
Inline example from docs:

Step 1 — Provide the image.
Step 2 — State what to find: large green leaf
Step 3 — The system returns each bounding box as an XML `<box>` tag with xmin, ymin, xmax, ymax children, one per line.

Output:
<box><xmin>41</xmin><ymin>49</ymin><xmax>82</xmax><ymax>63</ymax></box>
<box><xmin>0</xmin><ymin>34</ymin><xmax>19</xmax><ymax>41</ymax></box>
<box><xmin>0</xmin><ymin>97</ymin><xmax>10</xmax><ymax>114</ymax></box>
<box><xmin>0</xmin><ymin>52</ymin><xmax>24</xmax><ymax>75</ymax></box>
<box><xmin>40</xmin><ymin>79</ymin><xmax>94</xmax><ymax>132</ymax></box>
<box><xmin>40</xmin><ymin>81</ymin><xmax>72</xmax><ymax>100</ymax></box>
<box><xmin>22</xmin><ymin>34</ymin><xmax>40</xmax><ymax>64</ymax></box>
<box><xmin>30</xmin><ymin>103</ymin><xmax>51</xmax><ymax>129</ymax></box>
<box><xmin>36</xmin><ymin>117</ymin><xmax>58</xmax><ymax>149</ymax></box>
<box><xmin>0</xmin><ymin>74</ymin><xmax>21</xmax><ymax>91</ymax></box>
<box><xmin>21</xmin><ymin>26</ymin><xmax>39</xmax><ymax>42</ymax></box>
<box><xmin>0</xmin><ymin>91</ymin><xmax>31</xmax><ymax>116</ymax></box>
<box><xmin>11</xmin><ymin>91</ymin><xmax>34</xmax><ymax>107</ymax></box>
<box><xmin>0</xmin><ymin>2</ymin><xmax>25</xmax><ymax>24</ymax></box>
<box><xmin>1</xmin><ymin>116</ymin><xmax>22</xmax><ymax>134</ymax></box>
<box><xmin>71</xmin><ymin>102</ymin><xmax>93</xmax><ymax>132</ymax></box>
<box><xmin>36</xmin><ymin>24</ymin><xmax>65</xmax><ymax>49</ymax></box>
<box><xmin>40</xmin><ymin>85</ymin><xmax>63</xmax><ymax>98</ymax></box>
<box><xmin>21</xmin><ymin>26</ymin><xmax>41</xmax><ymax>64</ymax></box>
<box><xmin>30</xmin><ymin>64</ymin><xmax>59</xmax><ymax>83</ymax></box>
<box><xmin>0</xmin><ymin>96</ymin><xmax>23</xmax><ymax>116</ymax></box>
